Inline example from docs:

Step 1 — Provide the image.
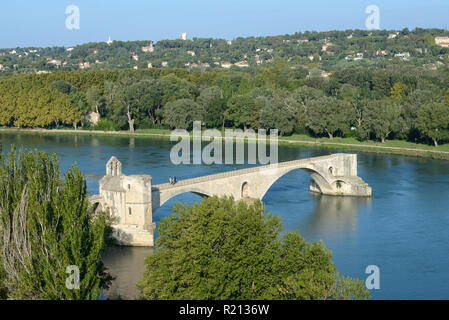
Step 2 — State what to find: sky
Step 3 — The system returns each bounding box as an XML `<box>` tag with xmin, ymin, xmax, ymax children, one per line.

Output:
<box><xmin>0</xmin><ymin>0</ymin><xmax>448</xmax><ymax>49</ymax></box>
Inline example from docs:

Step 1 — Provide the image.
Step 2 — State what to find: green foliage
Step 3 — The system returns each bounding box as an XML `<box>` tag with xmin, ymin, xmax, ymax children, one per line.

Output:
<box><xmin>260</xmin><ymin>96</ymin><xmax>299</xmax><ymax>135</ymax></box>
<box><xmin>1</xmin><ymin>42</ymin><xmax>449</xmax><ymax>148</ymax></box>
<box><xmin>423</xmin><ymin>33</ymin><xmax>436</xmax><ymax>46</ymax></box>
<box><xmin>225</xmin><ymin>94</ymin><xmax>259</xmax><ymax>130</ymax></box>
<box><xmin>138</xmin><ymin>196</ymin><xmax>370</xmax><ymax>300</ymax></box>
<box><xmin>93</xmin><ymin>119</ymin><xmax>117</xmax><ymax>131</ymax></box>
<box><xmin>0</xmin><ymin>147</ymin><xmax>112</xmax><ymax>299</ymax></box>
<box><xmin>305</xmin><ymin>96</ymin><xmax>355</xmax><ymax>139</ymax></box>
<box><xmin>163</xmin><ymin>98</ymin><xmax>204</xmax><ymax>129</ymax></box>
<box><xmin>359</xmin><ymin>99</ymin><xmax>403</xmax><ymax>143</ymax></box>
<box><xmin>416</xmin><ymin>103</ymin><xmax>449</xmax><ymax>147</ymax></box>
<box><xmin>390</xmin><ymin>82</ymin><xmax>407</xmax><ymax>102</ymax></box>
<box><xmin>197</xmin><ymin>86</ymin><xmax>226</xmax><ymax>128</ymax></box>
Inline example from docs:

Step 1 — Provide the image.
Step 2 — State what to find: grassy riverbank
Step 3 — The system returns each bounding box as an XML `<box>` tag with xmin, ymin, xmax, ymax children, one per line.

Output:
<box><xmin>1</xmin><ymin>127</ymin><xmax>449</xmax><ymax>160</ymax></box>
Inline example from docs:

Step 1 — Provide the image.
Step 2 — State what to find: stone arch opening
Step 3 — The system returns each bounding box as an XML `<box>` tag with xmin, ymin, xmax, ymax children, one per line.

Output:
<box><xmin>92</xmin><ymin>202</ymin><xmax>102</xmax><ymax>213</ymax></box>
<box><xmin>332</xmin><ymin>179</ymin><xmax>349</xmax><ymax>192</ymax></box>
<box><xmin>241</xmin><ymin>182</ymin><xmax>250</xmax><ymax>198</ymax></box>
<box><xmin>259</xmin><ymin>167</ymin><xmax>333</xmax><ymax>201</ymax></box>
<box><xmin>152</xmin><ymin>187</ymin><xmax>213</xmax><ymax>214</ymax></box>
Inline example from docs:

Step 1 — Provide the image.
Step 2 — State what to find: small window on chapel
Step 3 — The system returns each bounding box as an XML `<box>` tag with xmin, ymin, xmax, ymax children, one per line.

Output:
<box><xmin>128</xmin><ymin>184</ymin><xmax>131</xmax><ymax>190</ymax></box>
<box><xmin>128</xmin><ymin>207</ymin><xmax>132</xmax><ymax>215</ymax></box>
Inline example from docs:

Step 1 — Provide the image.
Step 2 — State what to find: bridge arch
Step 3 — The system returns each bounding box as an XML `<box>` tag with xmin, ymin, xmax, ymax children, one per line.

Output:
<box><xmin>241</xmin><ymin>182</ymin><xmax>250</xmax><ymax>198</ymax></box>
<box><xmin>258</xmin><ymin>165</ymin><xmax>333</xmax><ymax>201</ymax></box>
<box><xmin>152</xmin><ymin>186</ymin><xmax>213</xmax><ymax>213</ymax></box>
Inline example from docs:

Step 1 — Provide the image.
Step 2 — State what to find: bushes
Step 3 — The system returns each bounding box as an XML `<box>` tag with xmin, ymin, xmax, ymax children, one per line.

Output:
<box><xmin>93</xmin><ymin>119</ymin><xmax>117</xmax><ymax>131</ymax></box>
<box><xmin>138</xmin><ymin>196</ymin><xmax>370</xmax><ymax>300</ymax></box>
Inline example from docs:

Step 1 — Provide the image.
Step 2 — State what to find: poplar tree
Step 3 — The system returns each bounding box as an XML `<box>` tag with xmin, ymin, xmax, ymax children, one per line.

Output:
<box><xmin>0</xmin><ymin>147</ymin><xmax>112</xmax><ymax>299</ymax></box>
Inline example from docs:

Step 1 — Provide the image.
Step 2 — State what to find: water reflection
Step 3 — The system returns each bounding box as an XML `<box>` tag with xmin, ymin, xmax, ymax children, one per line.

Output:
<box><xmin>302</xmin><ymin>194</ymin><xmax>371</xmax><ymax>238</ymax></box>
<box><xmin>102</xmin><ymin>247</ymin><xmax>154</xmax><ymax>300</ymax></box>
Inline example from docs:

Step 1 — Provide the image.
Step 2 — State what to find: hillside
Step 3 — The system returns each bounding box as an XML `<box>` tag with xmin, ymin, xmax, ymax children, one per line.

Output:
<box><xmin>1</xmin><ymin>28</ymin><xmax>449</xmax><ymax>76</ymax></box>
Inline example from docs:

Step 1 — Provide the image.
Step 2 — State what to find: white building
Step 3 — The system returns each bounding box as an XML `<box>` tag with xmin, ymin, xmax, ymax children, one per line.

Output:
<box><xmin>48</xmin><ymin>59</ymin><xmax>62</xmax><ymax>66</ymax></box>
<box><xmin>395</xmin><ymin>52</ymin><xmax>410</xmax><ymax>60</ymax></box>
<box><xmin>142</xmin><ymin>43</ymin><xmax>154</xmax><ymax>53</ymax></box>
<box><xmin>234</xmin><ymin>61</ymin><xmax>249</xmax><ymax>68</ymax></box>
<box><xmin>221</xmin><ymin>62</ymin><xmax>233</xmax><ymax>69</ymax></box>
<box><xmin>435</xmin><ymin>37</ymin><xmax>449</xmax><ymax>48</ymax></box>
<box><xmin>180</xmin><ymin>32</ymin><xmax>187</xmax><ymax>41</ymax></box>
<box><xmin>388</xmin><ymin>32</ymin><xmax>399</xmax><ymax>39</ymax></box>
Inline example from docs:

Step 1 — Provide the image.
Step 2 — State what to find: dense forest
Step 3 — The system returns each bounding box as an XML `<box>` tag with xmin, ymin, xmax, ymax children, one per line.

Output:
<box><xmin>1</xmin><ymin>59</ymin><xmax>449</xmax><ymax>147</ymax></box>
<box><xmin>1</xmin><ymin>28</ymin><xmax>449</xmax><ymax>147</ymax></box>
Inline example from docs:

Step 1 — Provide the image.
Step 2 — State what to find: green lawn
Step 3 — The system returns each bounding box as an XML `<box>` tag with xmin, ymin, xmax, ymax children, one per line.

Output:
<box><xmin>282</xmin><ymin>134</ymin><xmax>449</xmax><ymax>152</ymax></box>
<box><xmin>135</xmin><ymin>128</ymin><xmax>172</xmax><ymax>135</ymax></box>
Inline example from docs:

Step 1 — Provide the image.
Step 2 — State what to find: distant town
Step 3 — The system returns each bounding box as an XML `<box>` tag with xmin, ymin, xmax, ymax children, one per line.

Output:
<box><xmin>0</xmin><ymin>28</ymin><xmax>448</xmax><ymax>76</ymax></box>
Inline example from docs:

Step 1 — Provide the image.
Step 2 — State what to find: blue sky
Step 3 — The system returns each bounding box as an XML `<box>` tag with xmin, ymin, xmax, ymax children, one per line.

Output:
<box><xmin>0</xmin><ymin>0</ymin><xmax>448</xmax><ymax>48</ymax></box>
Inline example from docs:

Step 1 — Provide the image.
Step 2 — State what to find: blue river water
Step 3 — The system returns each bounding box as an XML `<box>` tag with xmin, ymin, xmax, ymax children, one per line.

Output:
<box><xmin>1</xmin><ymin>132</ymin><xmax>449</xmax><ymax>300</ymax></box>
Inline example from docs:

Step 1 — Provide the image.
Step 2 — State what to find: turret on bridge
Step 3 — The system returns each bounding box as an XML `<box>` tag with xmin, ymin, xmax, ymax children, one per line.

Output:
<box><xmin>90</xmin><ymin>153</ymin><xmax>371</xmax><ymax>246</ymax></box>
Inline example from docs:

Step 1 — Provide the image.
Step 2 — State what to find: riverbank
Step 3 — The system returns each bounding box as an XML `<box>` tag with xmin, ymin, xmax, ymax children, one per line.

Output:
<box><xmin>1</xmin><ymin>127</ymin><xmax>449</xmax><ymax>160</ymax></box>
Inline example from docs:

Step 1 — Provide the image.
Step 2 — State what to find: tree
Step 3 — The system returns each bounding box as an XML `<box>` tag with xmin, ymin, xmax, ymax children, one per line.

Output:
<box><xmin>423</xmin><ymin>33</ymin><xmax>435</xmax><ymax>46</ymax></box>
<box><xmin>86</xmin><ymin>86</ymin><xmax>101</xmax><ymax>115</ymax></box>
<box><xmin>225</xmin><ymin>94</ymin><xmax>259</xmax><ymax>130</ymax></box>
<box><xmin>51</xmin><ymin>80</ymin><xmax>77</xmax><ymax>95</ymax></box>
<box><xmin>339</xmin><ymin>84</ymin><xmax>365</xmax><ymax>127</ymax></box>
<box><xmin>197</xmin><ymin>86</ymin><xmax>226</xmax><ymax>129</ymax></box>
<box><xmin>292</xmin><ymin>86</ymin><xmax>324</xmax><ymax>107</ymax></box>
<box><xmin>416</xmin><ymin>103</ymin><xmax>449</xmax><ymax>147</ymax></box>
<box><xmin>292</xmin><ymin>86</ymin><xmax>324</xmax><ymax>131</ymax></box>
<box><xmin>371</xmin><ymin>69</ymin><xmax>391</xmax><ymax>97</ymax></box>
<box><xmin>163</xmin><ymin>98</ymin><xmax>204</xmax><ymax>129</ymax></box>
<box><xmin>138</xmin><ymin>196</ymin><xmax>370</xmax><ymax>300</ymax></box>
<box><xmin>390</xmin><ymin>82</ymin><xmax>407</xmax><ymax>102</ymax></box>
<box><xmin>260</xmin><ymin>96</ymin><xmax>299</xmax><ymax>135</ymax></box>
<box><xmin>0</xmin><ymin>147</ymin><xmax>112</xmax><ymax>299</ymax></box>
<box><xmin>111</xmin><ymin>76</ymin><xmax>137</xmax><ymax>132</ymax></box>
<box><xmin>360</xmin><ymin>99</ymin><xmax>403</xmax><ymax>143</ymax></box>
<box><xmin>305</xmin><ymin>96</ymin><xmax>355</xmax><ymax>139</ymax></box>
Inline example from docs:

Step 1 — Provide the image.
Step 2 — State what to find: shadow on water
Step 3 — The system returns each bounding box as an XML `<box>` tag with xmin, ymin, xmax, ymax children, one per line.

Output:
<box><xmin>101</xmin><ymin>246</ymin><xmax>154</xmax><ymax>300</ymax></box>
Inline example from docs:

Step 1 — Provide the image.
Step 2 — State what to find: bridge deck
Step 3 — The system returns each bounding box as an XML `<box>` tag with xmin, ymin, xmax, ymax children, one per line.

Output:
<box><xmin>152</xmin><ymin>154</ymin><xmax>340</xmax><ymax>191</ymax></box>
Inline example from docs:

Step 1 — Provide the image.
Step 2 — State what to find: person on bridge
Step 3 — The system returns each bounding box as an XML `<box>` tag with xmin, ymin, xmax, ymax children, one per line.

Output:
<box><xmin>173</xmin><ymin>177</ymin><xmax>177</xmax><ymax>184</ymax></box>
<box><xmin>169</xmin><ymin>176</ymin><xmax>173</xmax><ymax>184</ymax></box>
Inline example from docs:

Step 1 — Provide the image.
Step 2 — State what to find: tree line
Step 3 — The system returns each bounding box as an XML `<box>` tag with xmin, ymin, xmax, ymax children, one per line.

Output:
<box><xmin>1</xmin><ymin>61</ymin><xmax>449</xmax><ymax>146</ymax></box>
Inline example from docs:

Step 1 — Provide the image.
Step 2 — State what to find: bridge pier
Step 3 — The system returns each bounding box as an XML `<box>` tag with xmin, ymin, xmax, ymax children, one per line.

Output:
<box><xmin>89</xmin><ymin>153</ymin><xmax>371</xmax><ymax>247</ymax></box>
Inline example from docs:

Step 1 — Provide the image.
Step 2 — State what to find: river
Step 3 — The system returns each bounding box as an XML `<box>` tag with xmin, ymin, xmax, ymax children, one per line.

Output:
<box><xmin>1</xmin><ymin>132</ymin><xmax>449</xmax><ymax>300</ymax></box>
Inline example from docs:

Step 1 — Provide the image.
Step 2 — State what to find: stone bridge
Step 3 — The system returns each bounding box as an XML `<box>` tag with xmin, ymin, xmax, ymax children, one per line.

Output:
<box><xmin>90</xmin><ymin>153</ymin><xmax>371</xmax><ymax>246</ymax></box>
